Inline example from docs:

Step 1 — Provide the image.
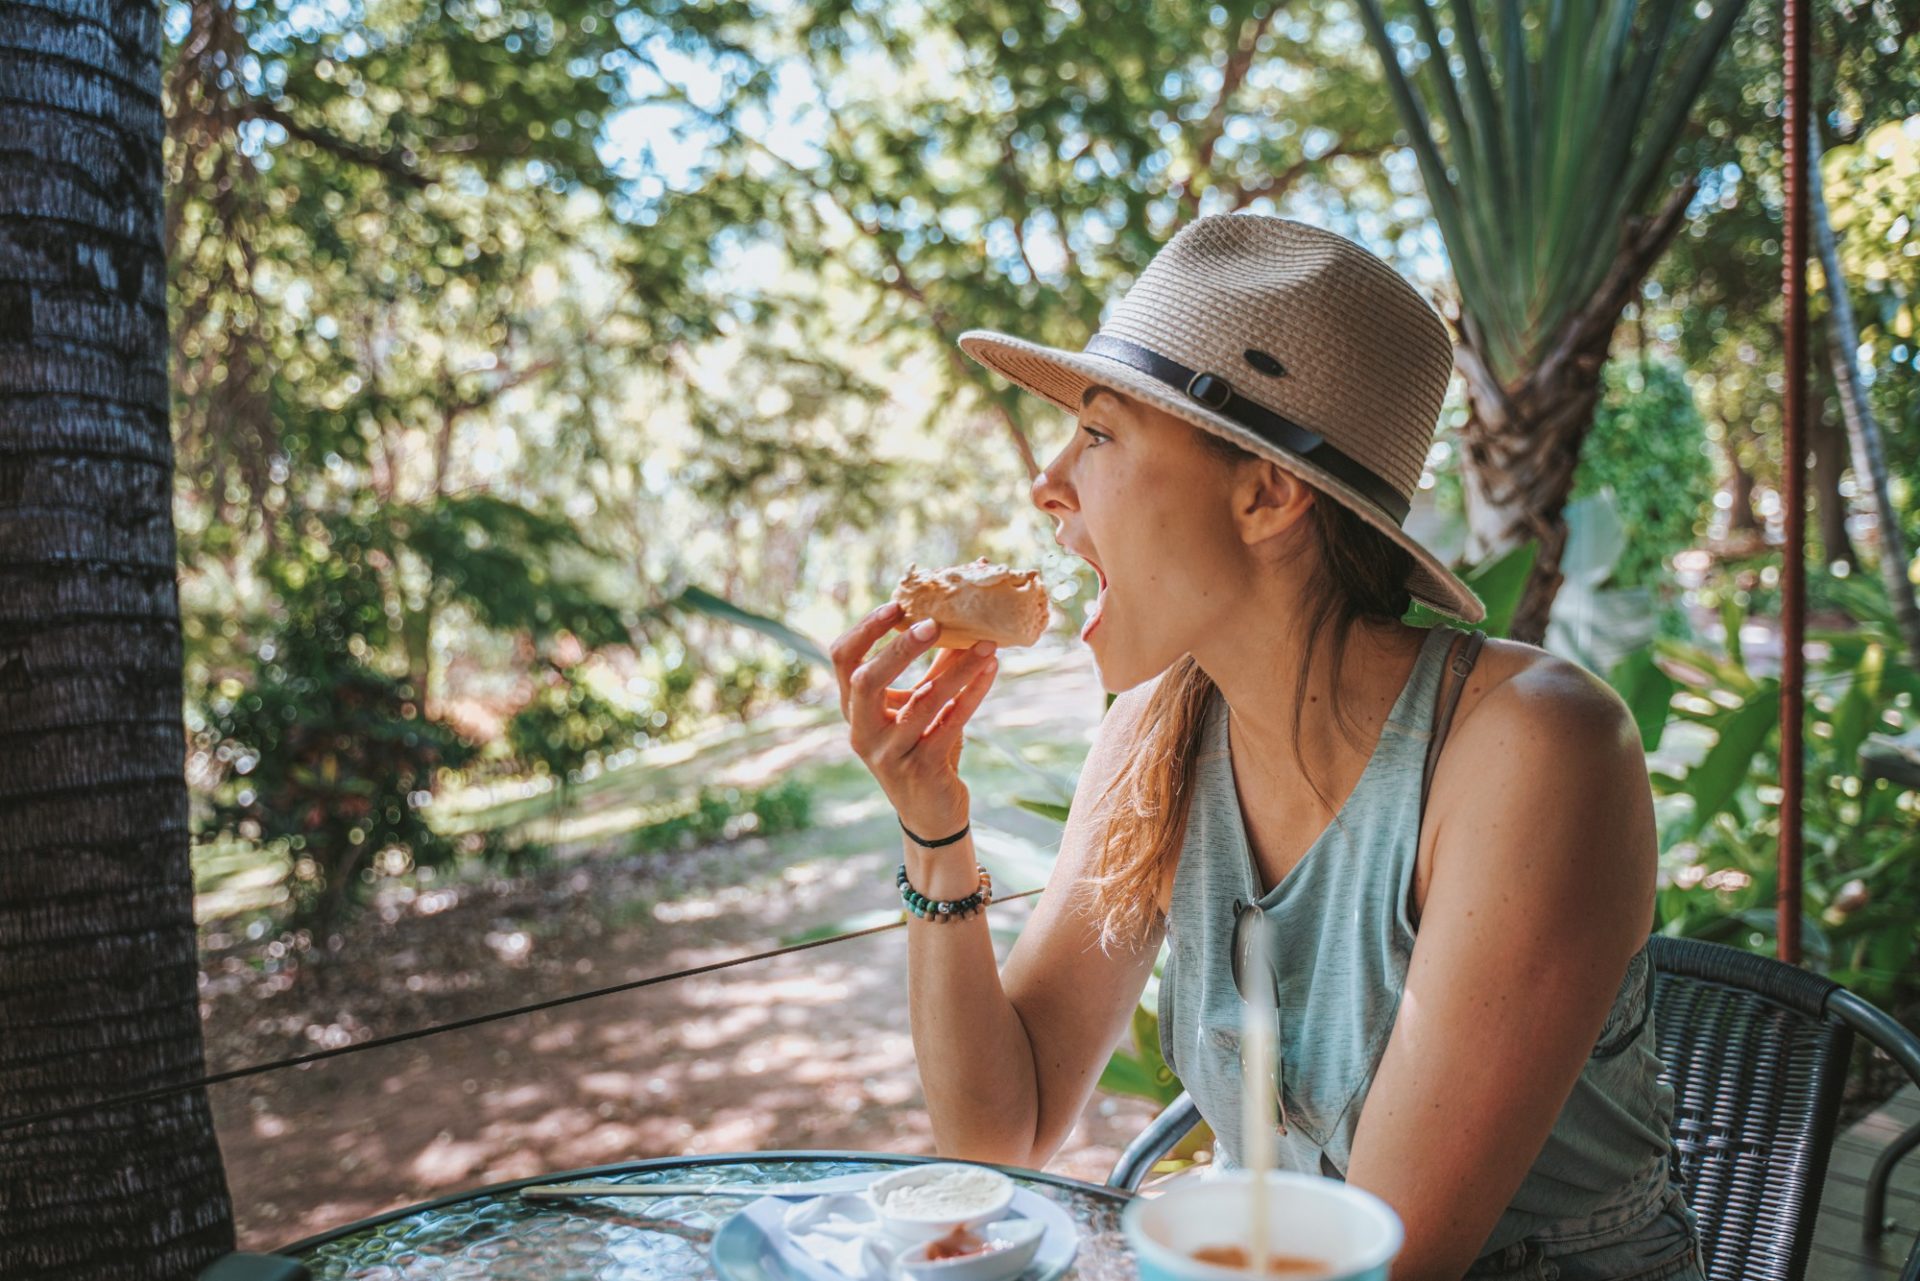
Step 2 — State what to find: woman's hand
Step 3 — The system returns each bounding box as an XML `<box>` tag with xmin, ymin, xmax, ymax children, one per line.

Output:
<box><xmin>830</xmin><ymin>602</ymin><xmax>1000</xmax><ymax>835</ymax></box>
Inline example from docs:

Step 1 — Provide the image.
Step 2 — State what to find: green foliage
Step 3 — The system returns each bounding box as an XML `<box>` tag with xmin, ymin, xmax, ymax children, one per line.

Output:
<box><xmin>1609</xmin><ymin>648</ymin><xmax>1680</xmax><ymax>753</ymax></box>
<box><xmin>749</xmin><ymin>777</ymin><xmax>816</xmax><ymax>837</ymax></box>
<box><xmin>712</xmin><ymin>651</ymin><xmax>817</xmax><ymax>725</ymax></box>
<box><xmin>1012</xmin><ymin>798</ymin><xmax>1073</xmax><ymax>825</ymax></box>
<box><xmin>1648</xmin><ymin>5</ymin><xmax>1920</xmax><ymax>546</ymax></box>
<box><xmin>1572</xmin><ymin>360</ymin><xmax>1715</xmax><ymax>591</ymax></box>
<box><xmin>629</xmin><ymin>777</ymin><xmax>818</xmax><ymax>854</ymax></box>
<box><xmin>1403</xmin><ymin>542</ymin><xmax>1534</xmax><ymax>638</ymax></box>
<box><xmin>1825</xmin><ymin>119</ymin><xmax>1920</xmax><ymax>542</ymax></box>
<box><xmin>1096</xmin><ymin>999</ymin><xmax>1184</xmax><ymax>1107</ymax></box>
<box><xmin>1638</xmin><ymin>577</ymin><xmax>1920</xmax><ymax>1007</ymax></box>
<box><xmin>193</xmin><ymin>510</ymin><xmax>482</xmax><ymax>929</ymax></box>
<box><xmin>504</xmin><ymin>666</ymin><xmax>649</xmax><ymax>784</ymax></box>
<box><xmin>394</xmin><ymin>495</ymin><xmax>638</xmax><ymax>649</ymax></box>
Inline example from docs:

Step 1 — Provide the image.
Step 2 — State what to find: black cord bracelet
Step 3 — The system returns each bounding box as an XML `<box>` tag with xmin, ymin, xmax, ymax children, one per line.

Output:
<box><xmin>898</xmin><ymin>816</ymin><xmax>971</xmax><ymax>848</ymax></box>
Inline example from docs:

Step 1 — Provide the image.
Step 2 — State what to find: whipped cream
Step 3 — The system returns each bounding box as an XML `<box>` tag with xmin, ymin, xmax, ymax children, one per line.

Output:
<box><xmin>873</xmin><ymin>1167</ymin><xmax>1009</xmax><ymax>1219</ymax></box>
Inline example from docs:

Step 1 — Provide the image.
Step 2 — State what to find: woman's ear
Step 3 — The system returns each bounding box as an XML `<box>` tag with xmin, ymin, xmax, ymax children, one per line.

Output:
<box><xmin>1235</xmin><ymin>459</ymin><xmax>1316</xmax><ymax>549</ymax></box>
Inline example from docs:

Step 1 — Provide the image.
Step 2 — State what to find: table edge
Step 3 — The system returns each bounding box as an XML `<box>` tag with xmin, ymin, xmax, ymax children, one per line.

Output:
<box><xmin>278</xmin><ymin>1148</ymin><xmax>1134</xmax><ymax>1256</ymax></box>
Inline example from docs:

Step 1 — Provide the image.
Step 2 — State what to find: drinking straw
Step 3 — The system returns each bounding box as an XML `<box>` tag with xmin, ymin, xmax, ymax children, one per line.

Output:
<box><xmin>1241</xmin><ymin>913</ymin><xmax>1277</xmax><ymax>1273</ymax></box>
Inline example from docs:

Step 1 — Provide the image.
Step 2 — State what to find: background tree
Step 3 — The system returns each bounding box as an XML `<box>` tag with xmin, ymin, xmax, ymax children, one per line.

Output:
<box><xmin>0</xmin><ymin>0</ymin><xmax>235</xmax><ymax>1275</ymax></box>
<box><xmin>1354</xmin><ymin>0</ymin><xmax>1749</xmax><ymax>643</ymax></box>
<box><xmin>1647</xmin><ymin>0</ymin><xmax>1920</xmax><ymax>592</ymax></box>
<box><xmin>651</xmin><ymin>0</ymin><xmax>1416</xmax><ymax>483</ymax></box>
<box><xmin>167</xmin><ymin>0</ymin><xmax>888</xmax><ymax>920</ymax></box>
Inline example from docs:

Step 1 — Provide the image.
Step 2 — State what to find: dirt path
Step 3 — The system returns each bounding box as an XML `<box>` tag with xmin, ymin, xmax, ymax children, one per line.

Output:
<box><xmin>202</xmin><ymin>644</ymin><xmax>1167</xmax><ymax>1251</ymax></box>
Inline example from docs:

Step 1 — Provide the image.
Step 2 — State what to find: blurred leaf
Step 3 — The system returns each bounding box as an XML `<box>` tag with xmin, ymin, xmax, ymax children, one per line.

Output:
<box><xmin>969</xmin><ymin>823</ymin><xmax>1059</xmax><ymax>893</ymax></box>
<box><xmin>1677</xmin><ymin>679</ymin><xmax>1778</xmax><ymax>840</ymax></box>
<box><xmin>1608</xmin><ymin>648</ymin><xmax>1677</xmax><ymax>752</ymax></box>
<box><xmin>1405</xmin><ymin>541</ymin><xmax>1536</xmax><ymax>637</ymax></box>
<box><xmin>1831</xmin><ymin>643</ymin><xmax>1885</xmax><ymax>771</ymax></box>
<box><xmin>1013</xmin><ymin>797</ymin><xmax>1072</xmax><ymax>824</ymax></box>
<box><xmin>972</xmin><ymin>728</ymin><xmax>1077</xmax><ymax>804</ymax></box>
<box><xmin>664</xmin><ymin>585</ymin><xmax>830</xmax><ymax>668</ymax></box>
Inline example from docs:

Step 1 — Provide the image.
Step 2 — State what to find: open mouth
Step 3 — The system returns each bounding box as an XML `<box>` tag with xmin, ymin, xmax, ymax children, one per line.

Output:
<box><xmin>1080</xmin><ymin>559</ymin><xmax>1108</xmax><ymax>642</ymax></box>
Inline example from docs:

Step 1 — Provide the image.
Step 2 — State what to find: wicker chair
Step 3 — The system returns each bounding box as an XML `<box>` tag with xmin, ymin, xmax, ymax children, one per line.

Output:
<box><xmin>1107</xmin><ymin>936</ymin><xmax>1920</xmax><ymax>1281</ymax></box>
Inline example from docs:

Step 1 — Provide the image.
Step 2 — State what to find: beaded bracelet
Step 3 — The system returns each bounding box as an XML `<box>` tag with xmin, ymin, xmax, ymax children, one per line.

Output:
<box><xmin>896</xmin><ymin>861</ymin><xmax>993</xmax><ymax>923</ymax></box>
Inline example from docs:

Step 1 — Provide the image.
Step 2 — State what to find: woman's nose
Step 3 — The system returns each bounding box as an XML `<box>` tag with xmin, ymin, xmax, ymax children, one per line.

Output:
<box><xmin>1030</xmin><ymin>442</ymin><xmax>1076</xmax><ymax>515</ymax></box>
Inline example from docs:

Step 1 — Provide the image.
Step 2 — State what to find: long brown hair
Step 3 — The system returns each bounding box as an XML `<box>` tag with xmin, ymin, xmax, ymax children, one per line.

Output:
<box><xmin>1080</xmin><ymin>426</ymin><xmax>1422</xmax><ymax>953</ymax></box>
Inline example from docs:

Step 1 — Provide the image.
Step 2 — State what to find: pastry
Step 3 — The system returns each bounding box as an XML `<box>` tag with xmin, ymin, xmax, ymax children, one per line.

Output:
<box><xmin>890</xmin><ymin>557</ymin><xmax>1051</xmax><ymax>650</ymax></box>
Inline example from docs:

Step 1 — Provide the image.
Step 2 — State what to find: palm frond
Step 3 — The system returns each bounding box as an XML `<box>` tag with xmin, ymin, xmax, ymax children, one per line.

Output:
<box><xmin>1365</xmin><ymin>0</ymin><xmax>1751</xmax><ymax>383</ymax></box>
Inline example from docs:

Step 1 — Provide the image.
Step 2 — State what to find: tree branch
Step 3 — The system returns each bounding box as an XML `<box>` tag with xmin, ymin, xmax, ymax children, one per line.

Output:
<box><xmin>1221</xmin><ymin>138</ymin><xmax>1383</xmax><ymax>210</ymax></box>
<box><xmin>249</xmin><ymin>103</ymin><xmax>434</xmax><ymax>189</ymax></box>
<box><xmin>1177</xmin><ymin>7</ymin><xmax>1278</xmax><ymax>220</ymax></box>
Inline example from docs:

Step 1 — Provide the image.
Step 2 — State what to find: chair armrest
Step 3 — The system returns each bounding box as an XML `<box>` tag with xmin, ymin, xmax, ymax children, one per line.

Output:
<box><xmin>1107</xmin><ymin>1092</ymin><xmax>1201</xmax><ymax>1193</ymax></box>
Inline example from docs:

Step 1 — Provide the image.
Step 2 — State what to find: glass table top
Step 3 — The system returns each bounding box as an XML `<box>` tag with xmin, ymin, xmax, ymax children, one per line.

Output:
<box><xmin>284</xmin><ymin>1151</ymin><xmax>1139</xmax><ymax>1281</ymax></box>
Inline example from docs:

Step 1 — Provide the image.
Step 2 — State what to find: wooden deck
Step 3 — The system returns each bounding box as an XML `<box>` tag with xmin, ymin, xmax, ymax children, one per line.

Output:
<box><xmin>1809</xmin><ymin>1085</ymin><xmax>1919</xmax><ymax>1280</ymax></box>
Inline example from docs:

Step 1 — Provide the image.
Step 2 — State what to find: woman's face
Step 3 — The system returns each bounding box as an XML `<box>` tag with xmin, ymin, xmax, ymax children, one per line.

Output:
<box><xmin>1031</xmin><ymin>385</ymin><xmax>1305</xmax><ymax>693</ymax></box>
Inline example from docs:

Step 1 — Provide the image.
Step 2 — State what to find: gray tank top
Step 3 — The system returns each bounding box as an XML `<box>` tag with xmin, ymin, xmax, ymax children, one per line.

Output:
<box><xmin>1156</xmin><ymin>623</ymin><xmax>1677</xmax><ymax>1257</ymax></box>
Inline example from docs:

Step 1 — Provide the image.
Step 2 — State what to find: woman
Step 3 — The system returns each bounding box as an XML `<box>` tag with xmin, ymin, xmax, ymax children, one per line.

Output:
<box><xmin>830</xmin><ymin>215</ymin><xmax>1702</xmax><ymax>1281</ymax></box>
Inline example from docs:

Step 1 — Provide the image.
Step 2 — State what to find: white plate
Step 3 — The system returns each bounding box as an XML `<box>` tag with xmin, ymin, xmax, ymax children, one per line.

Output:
<box><xmin>709</xmin><ymin>1170</ymin><xmax>1080</xmax><ymax>1281</ymax></box>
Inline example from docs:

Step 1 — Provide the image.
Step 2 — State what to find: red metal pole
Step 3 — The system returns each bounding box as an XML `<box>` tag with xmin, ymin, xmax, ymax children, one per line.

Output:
<box><xmin>1779</xmin><ymin>0</ymin><xmax>1808</xmax><ymax>965</ymax></box>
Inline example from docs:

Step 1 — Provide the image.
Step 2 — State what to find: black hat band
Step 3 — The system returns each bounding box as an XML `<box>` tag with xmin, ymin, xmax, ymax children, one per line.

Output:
<box><xmin>1081</xmin><ymin>333</ymin><xmax>1412</xmax><ymax>526</ymax></box>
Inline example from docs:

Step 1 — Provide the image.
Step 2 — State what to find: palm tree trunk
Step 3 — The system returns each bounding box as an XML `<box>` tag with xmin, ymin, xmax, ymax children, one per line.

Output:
<box><xmin>1454</xmin><ymin>182</ymin><xmax>1698</xmax><ymax>644</ymax></box>
<box><xmin>0</xmin><ymin>1</ymin><xmax>236</xmax><ymax>1275</ymax></box>
<box><xmin>1806</xmin><ymin>121</ymin><xmax>1920</xmax><ymax>664</ymax></box>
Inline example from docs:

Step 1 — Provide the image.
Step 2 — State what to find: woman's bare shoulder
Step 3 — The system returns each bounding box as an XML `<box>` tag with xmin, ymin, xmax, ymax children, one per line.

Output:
<box><xmin>1442</xmin><ymin>633</ymin><xmax>1629</xmax><ymax>735</ymax></box>
<box><xmin>1431</xmin><ymin>633</ymin><xmax>1648</xmax><ymax>844</ymax></box>
<box><xmin>1427</xmin><ymin>633</ymin><xmax>1656</xmax><ymax>935</ymax></box>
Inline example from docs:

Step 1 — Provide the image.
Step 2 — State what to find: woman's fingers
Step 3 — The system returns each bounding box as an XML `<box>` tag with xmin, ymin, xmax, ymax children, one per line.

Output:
<box><xmin>829</xmin><ymin>602</ymin><xmax>904</xmax><ymax>720</ymax></box>
<box><xmin>917</xmin><ymin>653</ymin><xmax>999</xmax><ymax>758</ymax></box>
<box><xmin>846</xmin><ymin>620</ymin><xmax>944</xmax><ymax>751</ymax></box>
<box><xmin>895</xmin><ymin>644</ymin><xmax>996</xmax><ymax>740</ymax></box>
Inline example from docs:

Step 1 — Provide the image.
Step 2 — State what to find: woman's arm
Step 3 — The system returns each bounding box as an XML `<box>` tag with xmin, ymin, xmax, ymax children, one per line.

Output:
<box><xmin>998</xmin><ymin>678</ymin><xmax>1167</xmax><ymax>1167</ymax></box>
<box><xmin>1343</xmin><ymin>659</ymin><xmax>1658</xmax><ymax>1281</ymax></box>
<box><xmin>831</xmin><ymin>603</ymin><xmax>1164</xmax><ymax>1167</ymax></box>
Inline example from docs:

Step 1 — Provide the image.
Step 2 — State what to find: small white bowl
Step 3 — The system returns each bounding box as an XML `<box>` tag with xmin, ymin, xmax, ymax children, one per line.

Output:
<box><xmin>894</xmin><ymin>1217</ymin><xmax>1046</xmax><ymax>1281</ymax></box>
<box><xmin>864</xmin><ymin>1164</ymin><xmax>1016</xmax><ymax>1242</ymax></box>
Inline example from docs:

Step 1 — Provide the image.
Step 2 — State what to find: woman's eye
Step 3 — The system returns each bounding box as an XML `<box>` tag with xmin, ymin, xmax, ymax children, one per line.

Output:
<box><xmin>1080</xmin><ymin>425</ymin><xmax>1109</xmax><ymax>447</ymax></box>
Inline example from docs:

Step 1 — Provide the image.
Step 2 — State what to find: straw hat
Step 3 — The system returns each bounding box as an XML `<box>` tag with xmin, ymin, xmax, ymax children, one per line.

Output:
<box><xmin>957</xmin><ymin>213</ymin><xmax>1485</xmax><ymax>624</ymax></box>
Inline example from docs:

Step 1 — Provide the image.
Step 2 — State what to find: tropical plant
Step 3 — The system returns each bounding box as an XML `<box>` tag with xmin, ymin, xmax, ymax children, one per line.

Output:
<box><xmin>1572</xmin><ymin>360</ymin><xmax>1715</xmax><ymax>592</ymax></box>
<box><xmin>1354</xmin><ymin>0</ymin><xmax>1749</xmax><ymax>643</ymax></box>
<box><xmin>1624</xmin><ymin>574</ymin><xmax>1920</xmax><ymax>1008</ymax></box>
<box><xmin>193</xmin><ymin>508</ymin><xmax>489</xmax><ymax>929</ymax></box>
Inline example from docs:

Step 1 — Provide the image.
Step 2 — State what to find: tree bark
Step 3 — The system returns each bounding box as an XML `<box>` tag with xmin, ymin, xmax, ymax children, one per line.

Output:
<box><xmin>1723</xmin><ymin>418</ymin><xmax>1762</xmax><ymax>535</ymax></box>
<box><xmin>1454</xmin><ymin>180</ymin><xmax>1698</xmax><ymax>644</ymax></box>
<box><xmin>1809</xmin><ymin>386</ymin><xmax>1856</xmax><ymax>571</ymax></box>
<box><xmin>1806</xmin><ymin>120</ymin><xmax>1920</xmax><ymax>664</ymax></box>
<box><xmin>0</xmin><ymin>0</ymin><xmax>236</xmax><ymax>1275</ymax></box>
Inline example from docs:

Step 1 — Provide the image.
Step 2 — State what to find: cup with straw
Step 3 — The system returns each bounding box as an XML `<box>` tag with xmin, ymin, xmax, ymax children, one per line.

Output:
<box><xmin>1121</xmin><ymin>913</ymin><xmax>1404</xmax><ymax>1280</ymax></box>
